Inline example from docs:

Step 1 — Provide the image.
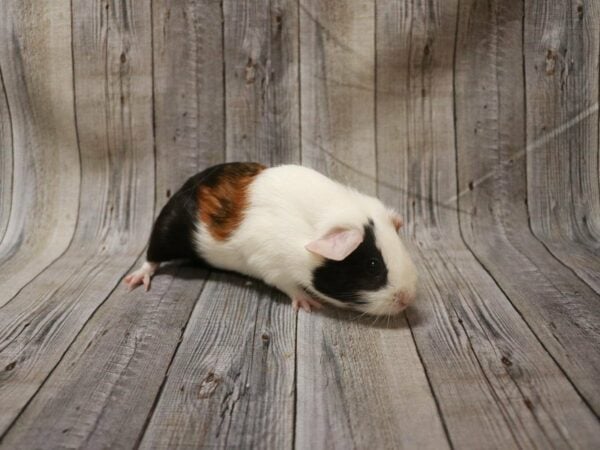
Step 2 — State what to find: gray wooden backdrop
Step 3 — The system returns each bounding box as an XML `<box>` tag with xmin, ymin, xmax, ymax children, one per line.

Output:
<box><xmin>0</xmin><ymin>0</ymin><xmax>599</xmax><ymax>448</ymax></box>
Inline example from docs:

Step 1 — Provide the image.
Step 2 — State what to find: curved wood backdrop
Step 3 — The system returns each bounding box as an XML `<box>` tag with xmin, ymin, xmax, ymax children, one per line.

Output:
<box><xmin>0</xmin><ymin>1</ymin><xmax>599</xmax><ymax>448</ymax></box>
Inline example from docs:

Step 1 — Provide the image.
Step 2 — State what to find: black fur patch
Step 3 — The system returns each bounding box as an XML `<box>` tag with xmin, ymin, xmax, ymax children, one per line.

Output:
<box><xmin>146</xmin><ymin>163</ymin><xmax>261</xmax><ymax>263</ymax></box>
<box><xmin>311</xmin><ymin>223</ymin><xmax>388</xmax><ymax>304</ymax></box>
<box><xmin>147</xmin><ymin>173</ymin><xmax>203</xmax><ymax>263</ymax></box>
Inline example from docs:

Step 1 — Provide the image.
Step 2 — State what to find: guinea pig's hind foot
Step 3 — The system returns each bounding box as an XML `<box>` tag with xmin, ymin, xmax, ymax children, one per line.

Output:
<box><xmin>124</xmin><ymin>261</ymin><xmax>159</xmax><ymax>292</ymax></box>
<box><xmin>291</xmin><ymin>292</ymin><xmax>323</xmax><ymax>313</ymax></box>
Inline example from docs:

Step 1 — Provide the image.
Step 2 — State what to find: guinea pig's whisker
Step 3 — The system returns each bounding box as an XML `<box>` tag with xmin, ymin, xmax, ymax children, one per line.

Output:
<box><xmin>352</xmin><ymin>310</ymin><xmax>371</xmax><ymax>322</ymax></box>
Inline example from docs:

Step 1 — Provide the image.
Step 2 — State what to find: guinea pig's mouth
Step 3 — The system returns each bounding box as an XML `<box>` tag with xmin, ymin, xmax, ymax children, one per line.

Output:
<box><xmin>301</xmin><ymin>286</ymin><xmax>414</xmax><ymax>316</ymax></box>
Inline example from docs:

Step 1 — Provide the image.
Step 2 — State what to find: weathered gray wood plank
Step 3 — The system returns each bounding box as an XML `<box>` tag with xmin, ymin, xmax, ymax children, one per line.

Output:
<box><xmin>153</xmin><ymin>0</ymin><xmax>225</xmax><ymax>207</ymax></box>
<box><xmin>298</xmin><ymin>2</ymin><xmax>449</xmax><ymax>448</ymax></box>
<box><xmin>139</xmin><ymin>273</ymin><xmax>296</xmax><ymax>449</ymax></box>
<box><xmin>454</xmin><ymin>0</ymin><xmax>600</xmax><ymax>415</ymax></box>
<box><xmin>524</xmin><ymin>0</ymin><xmax>600</xmax><ymax>292</ymax></box>
<box><xmin>139</xmin><ymin>1</ymin><xmax>300</xmax><ymax>446</ymax></box>
<box><xmin>0</xmin><ymin>0</ymin><xmax>80</xmax><ymax>307</ymax></box>
<box><xmin>296</xmin><ymin>310</ymin><xmax>450</xmax><ymax>449</ymax></box>
<box><xmin>0</xmin><ymin>261</ymin><xmax>208</xmax><ymax>449</ymax></box>
<box><xmin>224</xmin><ymin>0</ymin><xmax>300</xmax><ymax>165</ymax></box>
<box><xmin>376</xmin><ymin>0</ymin><xmax>600</xmax><ymax>447</ymax></box>
<box><xmin>0</xmin><ymin>0</ymin><xmax>154</xmax><ymax>437</ymax></box>
<box><xmin>299</xmin><ymin>0</ymin><xmax>376</xmax><ymax>191</ymax></box>
<box><xmin>412</xmin><ymin>244</ymin><xmax>600</xmax><ymax>448</ymax></box>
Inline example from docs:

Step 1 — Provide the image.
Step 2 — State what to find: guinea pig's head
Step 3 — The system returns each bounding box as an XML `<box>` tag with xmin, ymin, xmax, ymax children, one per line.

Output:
<box><xmin>305</xmin><ymin>211</ymin><xmax>417</xmax><ymax>316</ymax></box>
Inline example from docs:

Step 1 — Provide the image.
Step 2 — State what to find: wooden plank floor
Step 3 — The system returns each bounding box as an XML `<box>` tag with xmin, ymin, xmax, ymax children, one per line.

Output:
<box><xmin>0</xmin><ymin>0</ymin><xmax>599</xmax><ymax>448</ymax></box>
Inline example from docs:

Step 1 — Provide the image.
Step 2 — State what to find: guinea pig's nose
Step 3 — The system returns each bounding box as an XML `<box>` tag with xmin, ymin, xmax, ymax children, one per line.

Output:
<box><xmin>393</xmin><ymin>291</ymin><xmax>414</xmax><ymax>309</ymax></box>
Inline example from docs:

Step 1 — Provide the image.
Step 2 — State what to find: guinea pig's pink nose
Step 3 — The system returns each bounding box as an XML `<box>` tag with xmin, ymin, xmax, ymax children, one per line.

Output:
<box><xmin>393</xmin><ymin>291</ymin><xmax>414</xmax><ymax>309</ymax></box>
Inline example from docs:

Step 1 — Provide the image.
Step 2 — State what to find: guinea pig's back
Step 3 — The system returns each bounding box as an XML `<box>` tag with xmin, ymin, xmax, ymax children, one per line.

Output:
<box><xmin>249</xmin><ymin>165</ymin><xmax>362</xmax><ymax>222</ymax></box>
<box><xmin>206</xmin><ymin>165</ymin><xmax>357</xmax><ymax>283</ymax></box>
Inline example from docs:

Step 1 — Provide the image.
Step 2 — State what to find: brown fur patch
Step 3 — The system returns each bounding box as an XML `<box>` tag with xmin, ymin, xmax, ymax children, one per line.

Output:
<box><xmin>198</xmin><ymin>163</ymin><xmax>266</xmax><ymax>240</ymax></box>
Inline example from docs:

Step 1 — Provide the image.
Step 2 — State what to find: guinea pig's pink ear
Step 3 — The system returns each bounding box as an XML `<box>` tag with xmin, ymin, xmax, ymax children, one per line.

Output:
<box><xmin>389</xmin><ymin>210</ymin><xmax>404</xmax><ymax>231</ymax></box>
<box><xmin>305</xmin><ymin>228</ymin><xmax>364</xmax><ymax>261</ymax></box>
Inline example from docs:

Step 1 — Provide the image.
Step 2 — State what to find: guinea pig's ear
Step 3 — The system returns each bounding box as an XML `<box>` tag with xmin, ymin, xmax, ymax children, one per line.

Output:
<box><xmin>305</xmin><ymin>228</ymin><xmax>364</xmax><ymax>261</ymax></box>
<box><xmin>389</xmin><ymin>209</ymin><xmax>403</xmax><ymax>231</ymax></box>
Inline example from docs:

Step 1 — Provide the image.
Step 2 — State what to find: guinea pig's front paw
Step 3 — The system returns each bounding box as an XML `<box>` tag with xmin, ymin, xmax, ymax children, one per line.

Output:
<box><xmin>123</xmin><ymin>261</ymin><xmax>158</xmax><ymax>292</ymax></box>
<box><xmin>291</xmin><ymin>293</ymin><xmax>323</xmax><ymax>313</ymax></box>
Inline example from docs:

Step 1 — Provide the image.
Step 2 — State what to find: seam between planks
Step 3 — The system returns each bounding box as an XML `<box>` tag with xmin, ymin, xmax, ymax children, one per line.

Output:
<box><xmin>297</xmin><ymin>0</ymin><xmax>302</xmax><ymax>167</ymax></box>
<box><xmin>294</xmin><ymin>0</ymin><xmax>301</xmax><ymax>446</ymax></box>
<box><xmin>221</xmin><ymin>0</ymin><xmax>227</xmax><ymax>163</ymax></box>
<box><xmin>150</xmin><ymin>0</ymin><xmax>158</xmax><ymax>214</ymax></box>
<box><xmin>292</xmin><ymin>308</ymin><xmax>298</xmax><ymax>450</ymax></box>
<box><xmin>373</xmin><ymin>0</ymin><xmax>378</xmax><ymax>199</ymax></box>
<box><xmin>0</xmin><ymin>59</ymin><xmax>15</xmax><ymax>247</ymax></box>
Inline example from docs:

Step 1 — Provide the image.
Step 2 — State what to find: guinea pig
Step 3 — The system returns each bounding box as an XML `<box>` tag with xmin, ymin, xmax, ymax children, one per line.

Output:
<box><xmin>124</xmin><ymin>163</ymin><xmax>418</xmax><ymax>315</ymax></box>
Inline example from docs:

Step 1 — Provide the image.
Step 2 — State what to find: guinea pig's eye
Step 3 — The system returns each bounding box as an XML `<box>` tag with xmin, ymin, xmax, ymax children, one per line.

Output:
<box><xmin>367</xmin><ymin>258</ymin><xmax>381</xmax><ymax>274</ymax></box>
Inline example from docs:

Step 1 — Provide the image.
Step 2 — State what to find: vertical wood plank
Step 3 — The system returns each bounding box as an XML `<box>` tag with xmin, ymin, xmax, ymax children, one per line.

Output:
<box><xmin>139</xmin><ymin>274</ymin><xmax>296</xmax><ymax>449</ymax></box>
<box><xmin>298</xmin><ymin>2</ymin><xmax>449</xmax><ymax>448</ymax></box>
<box><xmin>0</xmin><ymin>0</ymin><xmax>155</xmax><ymax>437</ymax></box>
<box><xmin>455</xmin><ymin>0</ymin><xmax>600</xmax><ymax>414</ymax></box>
<box><xmin>297</xmin><ymin>310</ymin><xmax>450</xmax><ymax>449</ymax></box>
<box><xmin>0</xmin><ymin>0</ymin><xmax>80</xmax><ymax>306</ymax></box>
<box><xmin>224</xmin><ymin>0</ymin><xmax>300</xmax><ymax>165</ymax></box>
<box><xmin>525</xmin><ymin>0</ymin><xmax>600</xmax><ymax>291</ymax></box>
<box><xmin>376</xmin><ymin>0</ymin><xmax>458</xmax><ymax>234</ymax></box>
<box><xmin>71</xmin><ymin>0</ymin><xmax>155</xmax><ymax>244</ymax></box>
<box><xmin>376</xmin><ymin>0</ymin><xmax>600</xmax><ymax>447</ymax></box>
<box><xmin>300</xmin><ymin>0</ymin><xmax>376</xmax><ymax>192</ymax></box>
<box><xmin>140</xmin><ymin>1</ymin><xmax>299</xmax><ymax>447</ymax></box>
<box><xmin>153</xmin><ymin>0</ymin><xmax>225</xmax><ymax>209</ymax></box>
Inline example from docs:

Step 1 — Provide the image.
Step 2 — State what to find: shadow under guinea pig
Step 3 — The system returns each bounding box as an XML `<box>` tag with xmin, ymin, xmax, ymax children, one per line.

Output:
<box><xmin>156</xmin><ymin>260</ymin><xmax>420</xmax><ymax>330</ymax></box>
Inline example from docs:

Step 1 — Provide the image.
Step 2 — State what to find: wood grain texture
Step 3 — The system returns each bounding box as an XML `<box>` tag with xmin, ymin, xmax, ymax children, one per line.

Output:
<box><xmin>224</xmin><ymin>0</ymin><xmax>300</xmax><ymax>165</ymax></box>
<box><xmin>300</xmin><ymin>0</ymin><xmax>376</xmax><ymax>192</ymax></box>
<box><xmin>0</xmin><ymin>0</ymin><xmax>154</xmax><ymax>436</ymax></box>
<box><xmin>296</xmin><ymin>310</ymin><xmax>449</xmax><ymax>449</ymax></box>
<box><xmin>376</xmin><ymin>0</ymin><xmax>600</xmax><ymax>447</ymax></box>
<box><xmin>0</xmin><ymin>0</ymin><xmax>80</xmax><ymax>307</ymax></box>
<box><xmin>455</xmin><ymin>0</ymin><xmax>600</xmax><ymax>415</ymax></box>
<box><xmin>1</xmin><ymin>0</ymin><xmax>600</xmax><ymax>448</ymax></box>
<box><xmin>298</xmin><ymin>2</ymin><xmax>449</xmax><ymax>448</ymax></box>
<box><xmin>524</xmin><ymin>0</ymin><xmax>600</xmax><ymax>292</ymax></box>
<box><xmin>0</xmin><ymin>261</ymin><xmax>208</xmax><ymax>449</ymax></box>
<box><xmin>410</xmin><ymin>244</ymin><xmax>600</xmax><ymax>448</ymax></box>
<box><xmin>153</xmin><ymin>0</ymin><xmax>225</xmax><ymax>209</ymax></box>
<box><xmin>139</xmin><ymin>273</ymin><xmax>296</xmax><ymax>449</ymax></box>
